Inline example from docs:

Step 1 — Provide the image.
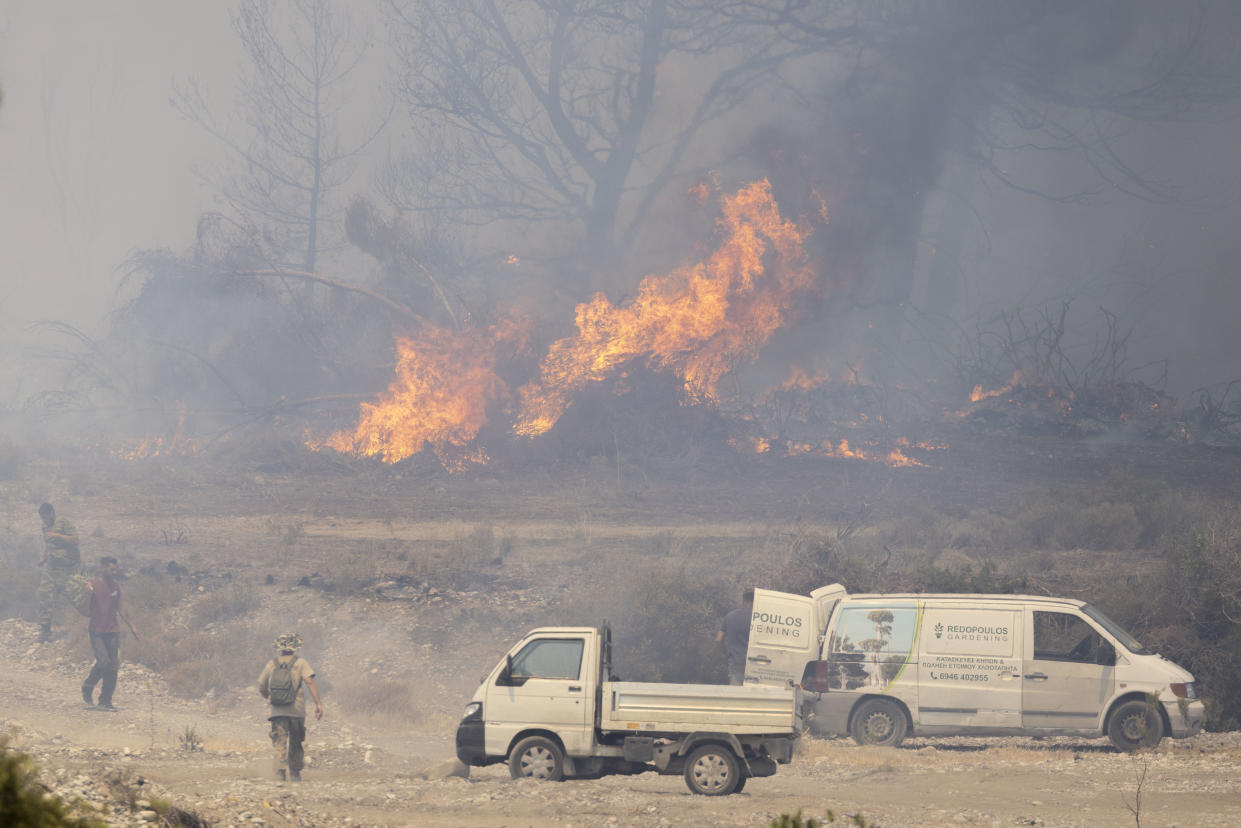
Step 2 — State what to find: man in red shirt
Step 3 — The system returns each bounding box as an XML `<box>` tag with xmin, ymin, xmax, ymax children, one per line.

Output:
<box><xmin>82</xmin><ymin>557</ymin><xmax>140</xmax><ymax>710</ymax></box>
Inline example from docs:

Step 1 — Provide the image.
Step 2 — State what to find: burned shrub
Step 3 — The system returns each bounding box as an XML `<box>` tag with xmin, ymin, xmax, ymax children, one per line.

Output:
<box><xmin>0</xmin><ymin>437</ymin><xmax>27</xmax><ymax>481</ymax></box>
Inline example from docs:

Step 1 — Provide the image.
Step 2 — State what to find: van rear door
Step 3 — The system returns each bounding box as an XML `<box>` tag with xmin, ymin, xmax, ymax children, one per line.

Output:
<box><xmin>745</xmin><ymin>589</ymin><xmax>821</xmax><ymax>686</ymax></box>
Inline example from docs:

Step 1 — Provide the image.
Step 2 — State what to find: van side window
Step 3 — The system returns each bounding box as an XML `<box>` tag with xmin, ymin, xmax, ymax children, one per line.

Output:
<box><xmin>828</xmin><ymin>606</ymin><xmax>918</xmax><ymax>690</ymax></box>
<box><xmin>1032</xmin><ymin>612</ymin><xmax>1105</xmax><ymax>664</ymax></box>
<box><xmin>510</xmin><ymin>638</ymin><xmax>585</xmax><ymax>680</ymax></box>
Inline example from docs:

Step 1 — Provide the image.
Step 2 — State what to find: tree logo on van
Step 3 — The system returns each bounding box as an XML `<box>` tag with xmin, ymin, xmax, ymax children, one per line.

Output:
<box><xmin>934</xmin><ymin>622</ymin><xmax>943</xmax><ymax>639</ymax></box>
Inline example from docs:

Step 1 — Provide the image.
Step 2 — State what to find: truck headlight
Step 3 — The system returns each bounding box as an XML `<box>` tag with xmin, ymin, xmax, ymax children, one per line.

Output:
<box><xmin>461</xmin><ymin>701</ymin><xmax>482</xmax><ymax>722</ymax></box>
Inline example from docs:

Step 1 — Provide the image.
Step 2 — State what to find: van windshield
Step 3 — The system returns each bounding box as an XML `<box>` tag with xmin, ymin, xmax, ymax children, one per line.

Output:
<box><xmin>1082</xmin><ymin>604</ymin><xmax>1152</xmax><ymax>655</ymax></box>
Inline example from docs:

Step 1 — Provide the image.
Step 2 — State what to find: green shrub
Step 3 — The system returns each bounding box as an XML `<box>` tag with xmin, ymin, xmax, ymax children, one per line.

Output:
<box><xmin>947</xmin><ymin>509</ymin><xmax>1020</xmax><ymax>551</ymax></box>
<box><xmin>1144</xmin><ymin>524</ymin><xmax>1241</xmax><ymax>730</ymax></box>
<box><xmin>1051</xmin><ymin>501</ymin><xmax>1142</xmax><ymax>550</ymax></box>
<box><xmin>912</xmin><ymin>561</ymin><xmax>1026</xmax><ymax>594</ymax></box>
<box><xmin>1013</xmin><ymin>491</ymin><xmax>1070</xmax><ymax>548</ymax></box>
<box><xmin>605</xmin><ymin>564</ymin><xmax>732</xmax><ymax>684</ymax></box>
<box><xmin>771</xmin><ymin>810</ymin><xmax>875</xmax><ymax>827</ymax></box>
<box><xmin>0</xmin><ymin>738</ymin><xmax>94</xmax><ymax>827</ymax></box>
<box><xmin>883</xmin><ymin>505</ymin><xmax>951</xmax><ymax>554</ymax></box>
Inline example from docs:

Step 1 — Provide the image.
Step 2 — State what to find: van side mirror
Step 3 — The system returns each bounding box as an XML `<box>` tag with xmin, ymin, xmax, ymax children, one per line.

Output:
<box><xmin>497</xmin><ymin>653</ymin><xmax>528</xmax><ymax>686</ymax></box>
<box><xmin>1097</xmin><ymin>641</ymin><xmax>1117</xmax><ymax>667</ymax></box>
<box><xmin>801</xmin><ymin>660</ymin><xmax>832</xmax><ymax>694</ymax></box>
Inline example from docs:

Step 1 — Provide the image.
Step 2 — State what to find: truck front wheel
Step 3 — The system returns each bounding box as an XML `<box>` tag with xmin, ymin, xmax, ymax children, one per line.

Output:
<box><xmin>683</xmin><ymin>744</ymin><xmax>741</xmax><ymax>795</ymax></box>
<box><xmin>508</xmin><ymin>736</ymin><xmax>565</xmax><ymax>781</ymax></box>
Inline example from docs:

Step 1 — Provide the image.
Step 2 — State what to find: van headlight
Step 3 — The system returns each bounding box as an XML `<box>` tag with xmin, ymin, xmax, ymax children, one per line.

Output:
<box><xmin>461</xmin><ymin>701</ymin><xmax>483</xmax><ymax>722</ymax></box>
<box><xmin>1170</xmin><ymin>682</ymin><xmax>1197</xmax><ymax>700</ymax></box>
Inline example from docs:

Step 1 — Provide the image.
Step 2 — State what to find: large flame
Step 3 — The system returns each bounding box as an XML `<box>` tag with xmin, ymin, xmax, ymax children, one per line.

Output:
<box><xmin>514</xmin><ymin>180</ymin><xmax>814</xmax><ymax>436</ymax></box>
<box><xmin>314</xmin><ymin>319</ymin><xmax>527</xmax><ymax>464</ymax></box>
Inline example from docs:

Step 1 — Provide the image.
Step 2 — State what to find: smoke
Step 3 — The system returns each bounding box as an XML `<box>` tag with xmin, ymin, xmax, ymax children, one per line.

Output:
<box><xmin>4</xmin><ymin>1</ymin><xmax>1240</xmax><ymax>451</ymax></box>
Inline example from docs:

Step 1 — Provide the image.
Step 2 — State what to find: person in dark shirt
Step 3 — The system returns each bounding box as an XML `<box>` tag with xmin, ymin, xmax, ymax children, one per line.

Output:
<box><xmin>716</xmin><ymin>588</ymin><xmax>755</xmax><ymax>685</ymax></box>
<box><xmin>81</xmin><ymin>556</ymin><xmax>140</xmax><ymax>710</ymax></box>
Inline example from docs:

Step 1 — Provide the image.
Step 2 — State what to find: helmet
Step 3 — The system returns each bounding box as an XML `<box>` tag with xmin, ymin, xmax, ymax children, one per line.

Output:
<box><xmin>274</xmin><ymin>632</ymin><xmax>303</xmax><ymax>651</ymax></box>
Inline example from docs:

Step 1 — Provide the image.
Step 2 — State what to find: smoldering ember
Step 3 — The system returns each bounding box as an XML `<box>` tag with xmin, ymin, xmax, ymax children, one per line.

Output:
<box><xmin>3</xmin><ymin>2</ymin><xmax>1241</xmax><ymax>826</ymax></box>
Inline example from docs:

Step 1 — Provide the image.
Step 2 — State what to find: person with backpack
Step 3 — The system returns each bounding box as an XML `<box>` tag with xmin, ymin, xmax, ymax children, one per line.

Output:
<box><xmin>258</xmin><ymin>632</ymin><xmax>323</xmax><ymax>781</ymax></box>
<box><xmin>36</xmin><ymin>503</ymin><xmax>81</xmax><ymax>642</ymax></box>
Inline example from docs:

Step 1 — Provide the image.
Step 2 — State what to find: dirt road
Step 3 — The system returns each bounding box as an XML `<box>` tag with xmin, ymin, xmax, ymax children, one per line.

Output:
<box><xmin>5</xmin><ymin>617</ymin><xmax>1240</xmax><ymax>828</ymax></box>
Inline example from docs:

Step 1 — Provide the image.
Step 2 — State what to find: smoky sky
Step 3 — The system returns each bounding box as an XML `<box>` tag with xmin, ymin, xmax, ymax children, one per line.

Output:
<box><xmin>2</xmin><ymin>0</ymin><xmax>1240</xmax><ymax>418</ymax></box>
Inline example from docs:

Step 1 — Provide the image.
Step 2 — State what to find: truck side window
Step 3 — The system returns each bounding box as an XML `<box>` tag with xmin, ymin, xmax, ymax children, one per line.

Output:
<box><xmin>510</xmin><ymin>638</ymin><xmax>585</xmax><ymax>680</ymax></box>
<box><xmin>1032</xmin><ymin>611</ymin><xmax>1105</xmax><ymax>664</ymax></box>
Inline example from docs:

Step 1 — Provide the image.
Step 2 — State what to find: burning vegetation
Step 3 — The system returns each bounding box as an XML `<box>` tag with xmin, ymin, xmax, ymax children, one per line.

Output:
<box><xmin>302</xmin><ymin>180</ymin><xmax>836</xmax><ymax>469</ymax></box>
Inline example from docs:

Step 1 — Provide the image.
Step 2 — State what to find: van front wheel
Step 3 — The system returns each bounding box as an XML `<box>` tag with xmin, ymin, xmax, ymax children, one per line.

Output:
<box><xmin>1108</xmin><ymin>700</ymin><xmax>1164</xmax><ymax>752</ymax></box>
<box><xmin>851</xmin><ymin>698</ymin><xmax>908</xmax><ymax>747</ymax></box>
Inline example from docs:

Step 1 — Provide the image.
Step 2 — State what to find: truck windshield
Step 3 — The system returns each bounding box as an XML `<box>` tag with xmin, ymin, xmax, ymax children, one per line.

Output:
<box><xmin>1081</xmin><ymin>604</ymin><xmax>1152</xmax><ymax>655</ymax></box>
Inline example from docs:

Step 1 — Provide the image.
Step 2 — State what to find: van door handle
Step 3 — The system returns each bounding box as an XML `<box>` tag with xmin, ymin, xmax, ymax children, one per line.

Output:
<box><xmin>1024</xmin><ymin>673</ymin><xmax>1048</xmax><ymax>681</ymax></box>
<box><xmin>748</xmin><ymin>655</ymin><xmax>771</xmax><ymax>664</ymax></box>
<box><xmin>568</xmin><ymin>686</ymin><xmax>581</xmax><ymax>692</ymax></box>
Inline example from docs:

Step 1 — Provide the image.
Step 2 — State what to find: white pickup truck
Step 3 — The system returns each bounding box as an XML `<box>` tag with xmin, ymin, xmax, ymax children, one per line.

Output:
<box><xmin>456</xmin><ymin>624</ymin><xmax>802</xmax><ymax>795</ymax></box>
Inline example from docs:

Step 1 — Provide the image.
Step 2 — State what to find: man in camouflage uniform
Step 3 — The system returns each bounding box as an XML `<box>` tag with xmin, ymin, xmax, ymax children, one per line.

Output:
<box><xmin>258</xmin><ymin>633</ymin><xmax>323</xmax><ymax>781</ymax></box>
<box><xmin>37</xmin><ymin>503</ymin><xmax>80</xmax><ymax>642</ymax></box>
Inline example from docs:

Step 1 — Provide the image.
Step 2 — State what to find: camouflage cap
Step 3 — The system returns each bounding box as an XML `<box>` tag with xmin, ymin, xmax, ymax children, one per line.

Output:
<box><xmin>274</xmin><ymin>632</ymin><xmax>303</xmax><ymax>651</ymax></box>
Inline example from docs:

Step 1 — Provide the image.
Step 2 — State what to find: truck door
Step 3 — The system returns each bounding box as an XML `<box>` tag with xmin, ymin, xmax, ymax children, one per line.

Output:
<box><xmin>486</xmin><ymin>634</ymin><xmax>593</xmax><ymax>754</ymax></box>
<box><xmin>1022</xmin><ymin>610</ymin><xmax>1115</xmax><ymax>732</ymax></box>
<box><xmin>745</xmin><ymin>589</ymin><xmax>819</xmax><ymax>686</ymax></box>
<box><xmin>918</xmin><ymin>606</ymin><xmax>1021</xmax><ymax>728</ymax></box>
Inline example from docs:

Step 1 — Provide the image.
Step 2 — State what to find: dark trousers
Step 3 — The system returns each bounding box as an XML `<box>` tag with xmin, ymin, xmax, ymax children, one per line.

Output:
<box><xmin>270</xmin><ymin>716</ymin><xmax>307</xmax><ymax>773</ymax></box>
<box><xmin>83</xmin><ymin>632</ymin><xmax>120</xmax><ymax>705</ymax></box>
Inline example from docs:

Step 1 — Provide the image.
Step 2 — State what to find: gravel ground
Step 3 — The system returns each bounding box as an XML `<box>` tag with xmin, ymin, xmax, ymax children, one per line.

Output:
<box><xmin>5</xmin><ymin>614</ymin><xmax>1241</xmax><ymax>828</ymax></box>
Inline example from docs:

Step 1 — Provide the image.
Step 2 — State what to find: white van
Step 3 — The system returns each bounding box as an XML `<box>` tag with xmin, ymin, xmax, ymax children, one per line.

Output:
<box><xmin>746</xmin><ymin>585</ymin><xmax>1205</xmax><ymax>751</ymax></box>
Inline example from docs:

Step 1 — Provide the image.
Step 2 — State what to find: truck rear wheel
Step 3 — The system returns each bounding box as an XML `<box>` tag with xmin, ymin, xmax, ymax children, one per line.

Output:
<box><xmin>851</xmin><ymin>698</ymin><xmax>908</xmax><ymax>747</ymax></box>
<box><xmin>508</xmin><ymin>736</ymin><xmax>565</xmax><ymax>781</ymax></box>
<box><xmin>683</xmin><ymin>744</ymin><xmax>741</xmax><ymax>795</ymax></box>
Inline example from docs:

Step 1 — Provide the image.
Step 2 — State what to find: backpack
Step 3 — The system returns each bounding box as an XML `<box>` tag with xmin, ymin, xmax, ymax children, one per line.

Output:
<box><xmin>268</xmin><ymin>656</ymin><xmax>300</xmax><ymax>705</ymax></box>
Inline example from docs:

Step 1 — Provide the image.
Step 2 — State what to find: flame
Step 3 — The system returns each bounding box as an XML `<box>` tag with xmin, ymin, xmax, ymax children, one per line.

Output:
<box><xmin>313</xmin><ymin>318</ymin><xmax>528</xmax><ymax>465</ymax></box>
<box><xmin>731</xmin><ymin>434</ymin><xmax>935</xmax><ymax>468</ymax></box>
<box><xmin>969</xmin><ymin>370</ymin><xmax>1023</xmax><ymax>403</ymax></box>
<box><xmin>514</xmin><ymin>180</ymin><xmax>814</xmax><ymax>436</ymax></box>
<box><xmin>115</xmin><ymin>403</ymin><xmax>204</xmax><ymax>459</ymax></box>
<box><xmin>780</xmin><ymin>366</ymin><xmax>831</xmax><ymax>392</ymax></box>
<box><xmin>688</xmin><ymin>171</ymin><xmax>722</xmax><ymax>205</ymax></box>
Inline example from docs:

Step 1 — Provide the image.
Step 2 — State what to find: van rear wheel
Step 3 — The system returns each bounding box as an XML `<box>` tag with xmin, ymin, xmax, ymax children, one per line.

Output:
<box><xmin>508</xmin><ymin>736</ymin><xmax>565</xmax><ymax>781</ymax></box>
<box><xmin>1108</xmin><ymin>700</ymin><xmax>1164</xmax><ymax>752</ymax></box>
<box><xmin>851</xmin><ymin>698</ymin><xmax>908</xmax><ymax>747</ymax></box>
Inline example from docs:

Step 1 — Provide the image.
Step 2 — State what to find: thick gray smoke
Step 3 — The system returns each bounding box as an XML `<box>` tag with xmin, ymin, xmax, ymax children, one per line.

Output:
<box><xmin>3</xmin><ymin>1</ymin><xmax>1239</xmax><ymax>449</ymax></box>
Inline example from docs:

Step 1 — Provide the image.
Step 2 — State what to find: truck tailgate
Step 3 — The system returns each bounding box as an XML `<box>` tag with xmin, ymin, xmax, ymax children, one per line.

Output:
<box><xmin>600</xmin><ymin>682</ymin><xmax>800</xmax><ymax>734</ymax></box>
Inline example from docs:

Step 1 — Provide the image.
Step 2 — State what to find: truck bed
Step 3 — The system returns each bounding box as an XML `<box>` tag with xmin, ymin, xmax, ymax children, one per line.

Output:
<box><xmin>600</xmin><ymin>681</ymin><xmax>800</xmax><ymax>734</ymax></box>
